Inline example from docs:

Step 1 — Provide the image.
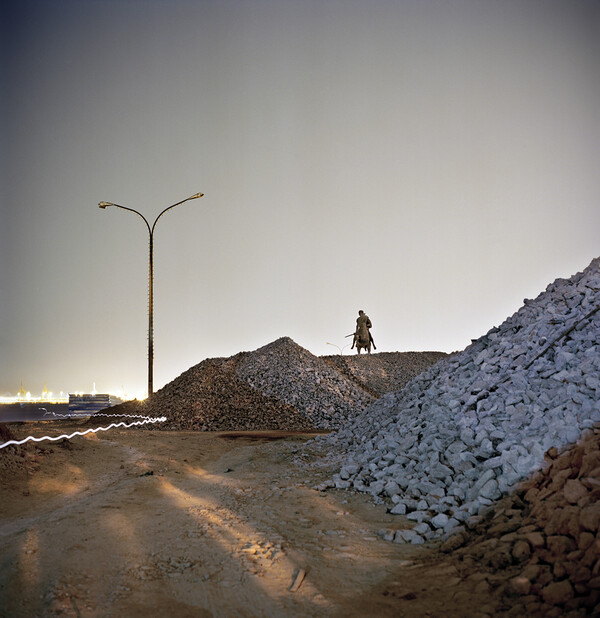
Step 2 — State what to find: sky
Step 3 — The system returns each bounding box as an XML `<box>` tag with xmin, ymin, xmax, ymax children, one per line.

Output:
<box><xmin>1</xmin><ymin>0</ymin><xmax>599</xmax><ymax>398</ymax></box>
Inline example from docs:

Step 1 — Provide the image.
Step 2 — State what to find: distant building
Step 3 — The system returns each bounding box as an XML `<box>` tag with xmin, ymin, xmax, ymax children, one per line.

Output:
<box><xmin>68</xmin><ymin>393</ymin><xmax>111</xmax><ymax>416</ymax></box>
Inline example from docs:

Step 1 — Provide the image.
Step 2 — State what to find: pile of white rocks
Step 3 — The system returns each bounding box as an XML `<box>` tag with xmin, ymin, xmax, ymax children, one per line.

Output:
<box><xmin>321</xmin><ymin>257</ymin><xmax>600</xmax><ymax>545</ymax></box>
<box><xmin>236</xmin><ymin>337</ymin><xmax>376</xmax><ymax>429</ymax></box>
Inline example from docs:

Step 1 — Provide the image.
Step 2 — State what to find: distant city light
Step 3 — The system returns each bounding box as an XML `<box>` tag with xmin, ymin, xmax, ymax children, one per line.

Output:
<box><xmin>0</xmin><ymin>392</ymin><xmax>68</xmax><ymax>404</ymax></box>
<box><xmin>0</xmin><ymin>384</ymin><xmax>147</xmax><ymax>404</ymax></box>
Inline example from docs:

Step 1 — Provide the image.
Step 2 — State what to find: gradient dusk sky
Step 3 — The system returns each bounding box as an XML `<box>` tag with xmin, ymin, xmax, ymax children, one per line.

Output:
<box><xmin>1</xmin><ymin>0</ymin><xmax>599</xmax><ymax>398</ymax></box>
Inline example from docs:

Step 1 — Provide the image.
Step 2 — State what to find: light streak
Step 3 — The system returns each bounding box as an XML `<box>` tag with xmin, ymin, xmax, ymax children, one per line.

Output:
<box><xmin>41</xmin><ymin>411</ymin><xmax>156</xmax><ymax>420</ymax></box>
<box><xmin>0</xmin><ymin>416</ymin><xmax>167</xmax><ymax>450</ymax></box>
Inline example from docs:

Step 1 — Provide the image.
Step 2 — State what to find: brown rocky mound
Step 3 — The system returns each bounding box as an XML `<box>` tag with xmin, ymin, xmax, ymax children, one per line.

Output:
<box><xmin>113</xmin><ymin>354</ymin><xmax>314</xmax><ymax>431</ymax></box>
<box><xmin>110</xmin><ymin>339</ymin><xmax>446</xmax><ymax>432</ymax></box>
<box><xmin>322</xmin><ymin>351</ymin><xmax>448</xmax><ymax>396</ymax></box>
<box><xmin>109</xmin><ymin>337</ymin><xmax>445</xmax><ymax>431</ymax></box>
<box><xmin>437</xmin><ymin>424</ymin><xmax>600</xmax><ymax>616</ymax></box>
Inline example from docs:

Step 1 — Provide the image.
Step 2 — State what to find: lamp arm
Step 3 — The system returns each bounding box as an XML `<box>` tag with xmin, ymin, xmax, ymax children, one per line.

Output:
<box><xmin>109</xmin><ymin>204</ymin><xmax>152</xmax><ymax>236</ymax></box>
<box><xmin>152</xmin><ymin>194</ymin><xmax>202</xmax><ymax>234</ymax></box>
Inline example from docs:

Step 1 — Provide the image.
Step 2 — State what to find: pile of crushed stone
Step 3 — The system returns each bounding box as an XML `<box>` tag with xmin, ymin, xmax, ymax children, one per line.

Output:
<box><xmin>126</xmin><ymin>354</ymin><xmax>313</xmax><ymax>431</ymax></box>
<box><xmin>235</xmin><ymin>337</ymin><xmax>376</xmax><ymax>428</ymax></box>
<box><xmin>322</xmin><ymin>351</ymin><xmax>448</xmax><ymax>397</ymax></box>
<box><xmin>119</xmin><ymin>337</ymin><xmax>444</xmax><ymax>431</ymax></box>
<box><xmin>433</xmin><ymin>425</ymin><xmax>600</xmax><ymax>616</ymax></box>
<box><xmin>319</xmin><ymin>256</ymin><xmax>600</xmax><ymax>546</ymax></box>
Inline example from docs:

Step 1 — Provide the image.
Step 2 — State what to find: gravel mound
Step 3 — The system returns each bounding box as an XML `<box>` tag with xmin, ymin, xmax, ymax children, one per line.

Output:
<box><xmin>322</xmin><ymin>351</ymin><xmax>448</xmax><ymax>397</ymax></box>
<box><xmin>439</xmin><ymin>425</ymin><xmax>600</xmax><ymax>616</ymax></box>
<box><xmin>134</xmin><ymin>354</ymin><xmax>313</xmax><ymax>431</ymax></box>
<box><xmin>118</xmin><ymin>337</ymin><xmax>445</xmax><ymax>432</ymax></box>
<box><xmin>235</xmin><ymin>337</ymin><xmax>376</xmax><ymax>429</ymax></box>
<box><xmin>320</xmin><ymin>256</ymin><xmax>600</xmax><ymax>545</ymax></box>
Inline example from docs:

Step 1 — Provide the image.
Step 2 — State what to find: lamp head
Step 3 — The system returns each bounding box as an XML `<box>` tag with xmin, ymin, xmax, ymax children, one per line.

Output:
<box><xmin>189</xmin><ymin>193</ymin><xmax>204</xmax><ymax>200</ymax></box>
<box><xmin>98</xmin><ymin>201</ymin><xmax>113</xmax><ymax>209</ymax></box>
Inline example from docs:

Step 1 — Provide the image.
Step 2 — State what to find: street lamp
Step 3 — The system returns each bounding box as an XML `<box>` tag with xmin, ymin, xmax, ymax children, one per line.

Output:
<box><xmin>326</xmin><ymin>342</ymin><xmax>350</xmax><ymax>356</ymax></box>
<box><xmin>98</xmin><ymin>192</ymin><xmax>204</xmax><ymax>396</ymax></box>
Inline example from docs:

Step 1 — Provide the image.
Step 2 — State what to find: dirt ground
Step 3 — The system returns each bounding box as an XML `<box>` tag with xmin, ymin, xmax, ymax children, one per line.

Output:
<box><xmin>0</xmin><ymin>423</ymin><xmax>508</xmax><ymax>617</ymax></box>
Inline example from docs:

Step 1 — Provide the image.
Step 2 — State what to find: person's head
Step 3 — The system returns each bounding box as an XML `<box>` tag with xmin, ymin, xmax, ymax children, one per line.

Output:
<box><xmin>358</xmin><ymin>310</ymin><xmax>364</xmax><ymax>316</ymax></box>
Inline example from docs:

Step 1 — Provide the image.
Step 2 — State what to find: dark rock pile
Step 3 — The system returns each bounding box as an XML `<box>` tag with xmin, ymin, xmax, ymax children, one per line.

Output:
<box><xmin>235</xmin><ymin>337</ymin><xmax>376</xmax><ymax>429</ymax></box>
<box><xmin>134</xmin><ymin>354</ymin><xmax>313</xmax><ymax>431</ymax></box>
<box><xmin>323</xmin><ymin>351</ymin><xmax>448</xmax><ymax>397</ymax></box>
<box><xmin>115</xmin><ymin>337</ymin><xmax>445</xmax><ymax>432</ymax></box>
<box><xmin>440</xmin><ymin>425</ymin><xmax>600</xmax><ymax>616</ymax></box>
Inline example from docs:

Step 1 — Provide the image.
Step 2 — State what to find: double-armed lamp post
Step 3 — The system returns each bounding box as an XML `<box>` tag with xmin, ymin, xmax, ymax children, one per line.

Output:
<box><xmin>98</xmin><ymin>192</ymin><xmax>204</xmax><ymax>397</ymax></box>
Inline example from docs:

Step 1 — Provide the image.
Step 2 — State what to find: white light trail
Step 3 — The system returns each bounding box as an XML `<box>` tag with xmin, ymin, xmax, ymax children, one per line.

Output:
<box><xmin>41</xmin><ymin>411</ymin><xmax>158</xmax><ymax>421</ymax></box>
<box><xmin>0</xmin><ymin>416</ymin><xmax>167</xmax><ymax>450</ymax></box>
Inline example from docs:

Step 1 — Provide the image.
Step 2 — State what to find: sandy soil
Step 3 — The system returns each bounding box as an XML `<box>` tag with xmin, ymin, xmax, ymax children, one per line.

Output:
<box><xmin>0</xmin><ymin>423</ymin><xmax>506</xmax><ymax>617</ymax></box>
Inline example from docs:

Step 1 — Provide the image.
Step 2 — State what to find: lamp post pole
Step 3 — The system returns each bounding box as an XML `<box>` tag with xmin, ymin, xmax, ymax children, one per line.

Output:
<box><xmin>99</xmin><ymin>192</ymin><xmax>204</xmax><ymax>397</ymax></box>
